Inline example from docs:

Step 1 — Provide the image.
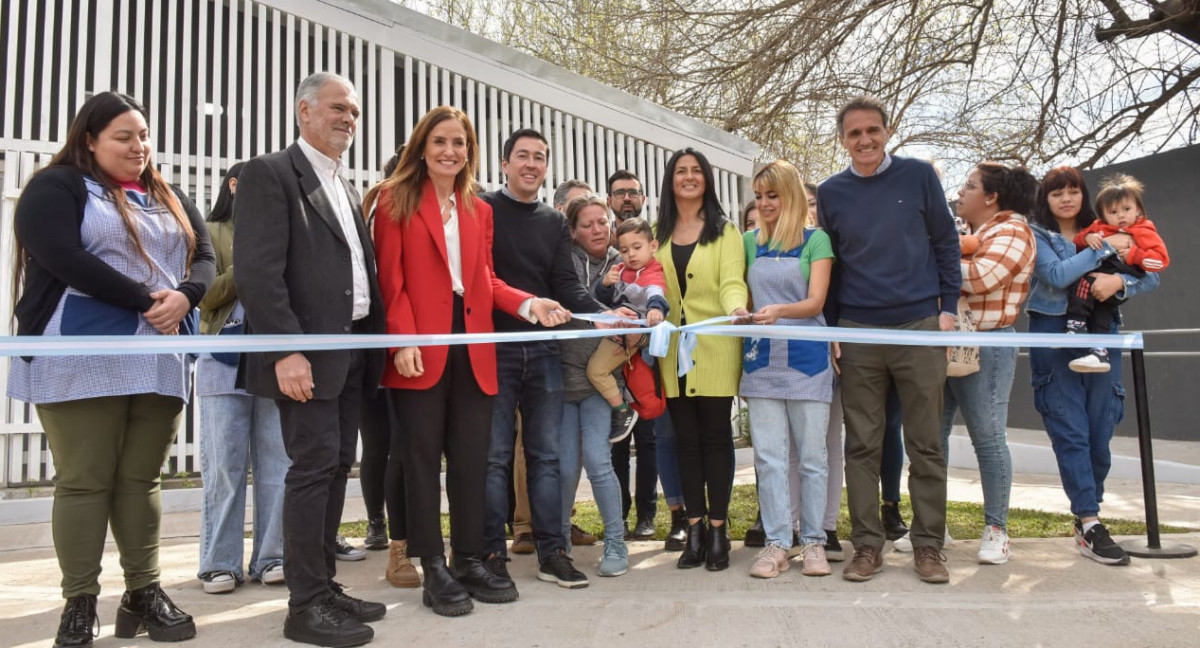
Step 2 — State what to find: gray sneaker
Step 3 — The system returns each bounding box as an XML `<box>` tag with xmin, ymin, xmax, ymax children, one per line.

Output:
<box><xmin>598</xmin><ymin>540</ymin><xmax>629</xmax><ymax>577</ymax></box>
<box><xmin>335</xmin><ymin>535</ymin><xmax>366</xmax><ymax>562</ymax></box>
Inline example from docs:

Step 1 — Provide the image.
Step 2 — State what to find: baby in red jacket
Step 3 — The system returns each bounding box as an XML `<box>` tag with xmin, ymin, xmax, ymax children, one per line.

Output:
<box><xmin>592</xmin><ymin>217</ymin><xmax>669</xmax><ymax>442</ymax></box>
<box><xmin>1067</xmin><ymin>173</ymin><xmax>1169</xmax><ymax>372</ymax></box>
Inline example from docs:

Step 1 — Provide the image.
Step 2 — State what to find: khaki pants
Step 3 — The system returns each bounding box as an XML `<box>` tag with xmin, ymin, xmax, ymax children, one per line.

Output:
<box><xmin>586</xmin><ymin>337</ymin><xmax>634</xmax><ymax>405</ymax></box>
<box><xmin>38</xmin><ymin>394</ymin><xmax>183</xmax><ymax>598</ymax></box>
<box><xmin>838</xmin><ymin>316</ymin><xmax>948</xmax><ymax>550</ymax></box>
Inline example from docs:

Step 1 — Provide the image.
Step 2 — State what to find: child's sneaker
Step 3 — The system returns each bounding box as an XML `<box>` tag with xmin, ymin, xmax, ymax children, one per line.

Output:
<box><xmin>1079</xmin><ymin>521</ymin><xmax>1130</xmax><ymax>565</ymax></box>
<box><xmin>608</xmin><ymin>406</ymin><xmax>638</xmax><ymax>444</ymax></box>
<box><xmin>1070</xmin><ymin>348</ymin><xmax>1111</xmax><ymax>373</ymax></box>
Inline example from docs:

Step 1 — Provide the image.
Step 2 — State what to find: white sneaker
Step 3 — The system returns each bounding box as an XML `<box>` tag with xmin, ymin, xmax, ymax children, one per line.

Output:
<box><xmin>892</xmin><ymin>528</ymin><xmax>952</xmax><ymax>553</ymax></box>
<box><xmin>335</xmin><ymin>535</ymin><xmax>367</xmax><ymax>561</ymax></box>
<box><xmin>977</xmin><ymin>525</ymin><xmax>1010</xmax><ymax>565</ymax></box>
<box><xmin>201</xmin><ymin>571</ymin><xmax>237</xmax><ymax>594</ymax></box>
<box><xmin>261</xmin><ymin>564</ymin><xmax>285</xmax><ymax>584</ymax></box>
<box><xmin>1069</xmin><ymin>353</ymin><xmax>1110</xmax><ymax>373</ymax></box>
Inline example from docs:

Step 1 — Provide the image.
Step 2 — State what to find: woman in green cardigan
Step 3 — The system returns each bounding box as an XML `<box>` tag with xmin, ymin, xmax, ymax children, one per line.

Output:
<box><xmin>654</xmin><ymin>148</ymin><xmax>750</xmax><ymax>571</ymax></box>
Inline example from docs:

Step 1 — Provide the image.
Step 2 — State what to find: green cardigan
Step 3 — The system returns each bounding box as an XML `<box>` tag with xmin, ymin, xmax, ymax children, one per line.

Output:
<box><xmin>199</xmin><ymin>219</ymin><xmax>237</xmax><ymax>335</ymax></box>
<box><xmin>654</xmin><ymin>221</ymin><xmax>748</xmax><ymax>398</ymax></box>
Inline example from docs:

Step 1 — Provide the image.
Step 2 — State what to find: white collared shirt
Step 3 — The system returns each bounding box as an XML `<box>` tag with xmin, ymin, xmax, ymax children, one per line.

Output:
<box><xmin>297</xmin><ymin>137</ymin><xmax>371</xmax><ymax>320</ymax></box>
<box><xmin>442</xmin><ymin>195</ymin><xmax>464</xmax><ymax>294</ymax></box>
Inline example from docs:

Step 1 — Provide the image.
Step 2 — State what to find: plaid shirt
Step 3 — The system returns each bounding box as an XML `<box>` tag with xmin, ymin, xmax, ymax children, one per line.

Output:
<box><xmin>961</xmin><ymin>211</ymin><xmax>1036</xmax><ymax>330</ymax></box>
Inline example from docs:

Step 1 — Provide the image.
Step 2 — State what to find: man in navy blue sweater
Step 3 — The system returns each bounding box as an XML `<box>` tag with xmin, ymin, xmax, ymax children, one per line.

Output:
<box><xmin>816</xmin><ymin>96</ymin><xmax>961</xmax><ymax>585</ymax></box>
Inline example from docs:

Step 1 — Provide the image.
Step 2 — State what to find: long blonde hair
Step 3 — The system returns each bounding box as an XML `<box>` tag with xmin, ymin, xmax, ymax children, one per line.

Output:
<box><xmin>752</xmin><ymin>160</ymin><xmax>809</xmax><ymax>251</ymax></box>
<box><xmin>372</xmin><ymin>106</ymin><xmax>479</xmax><ymax>223</ymax></box>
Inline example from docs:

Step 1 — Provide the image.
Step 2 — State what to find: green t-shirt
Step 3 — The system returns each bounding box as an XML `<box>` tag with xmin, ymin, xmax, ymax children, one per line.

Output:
<box><xmin>743</xmin><ymin>228</ymin><xmax>835</xmax><ymax>282</ymax></box>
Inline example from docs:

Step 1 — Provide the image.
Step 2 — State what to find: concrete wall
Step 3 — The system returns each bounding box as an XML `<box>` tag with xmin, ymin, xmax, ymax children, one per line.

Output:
<box><xmin>1005</xmin><ymin>144</ymin><xmax>1200</xmax><ymax>441</ymax></box>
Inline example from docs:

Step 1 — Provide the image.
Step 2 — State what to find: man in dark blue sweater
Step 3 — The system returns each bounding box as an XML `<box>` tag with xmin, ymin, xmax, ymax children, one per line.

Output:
<box><xmin>479</xmin><ymin>129</ymin><xmax>605</xmax><ymax>593</ymax></box>
<box><xmin>816</xmin><ymin>96</ymin><xmax>961</xmax><ymax>585</ymax></box>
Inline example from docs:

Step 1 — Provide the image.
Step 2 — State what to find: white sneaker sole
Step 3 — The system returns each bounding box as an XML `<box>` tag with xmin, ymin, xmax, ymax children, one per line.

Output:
<box><xmin>1069</xmin><ymin>359</ymin><xmax>1110</xmax><ymax>373</ymax></box>
<box><xmin>202</xmin><ymin>578</ymin><xmax>236</xmax><ymax>594</ymax></box>
<box><xmin>977</xmin><ymin>551</ymin><xmax>1010</xmax><ymax>565</ymax></box>
<box><xmin>261</xmin><ymin>570</ymin><xmax>286</xmax><ymax>585</ymax></box>
<box><xmin>537</xmin><ymin>571</ymin><xmax>590</xmax><ymax>588</ymax></box>
<box><xmin>1081</xmin><ymin>545</ymin><xmax>1131</xmax><ymax>565</ymax></box>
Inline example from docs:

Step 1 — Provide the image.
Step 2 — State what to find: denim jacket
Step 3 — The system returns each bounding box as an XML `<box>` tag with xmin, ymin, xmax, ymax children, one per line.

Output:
<box><xmin>1026</xmin><ymin>223</ymin><xmax>1160</xmax><ymax>317</ymax></box>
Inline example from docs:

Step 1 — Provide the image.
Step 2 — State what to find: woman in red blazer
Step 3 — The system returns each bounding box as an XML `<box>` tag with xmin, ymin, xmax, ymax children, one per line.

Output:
<box><xmin>372</xmin><ymin>106</ymin><xmax>567</xmax><ymax>617</ymax></box>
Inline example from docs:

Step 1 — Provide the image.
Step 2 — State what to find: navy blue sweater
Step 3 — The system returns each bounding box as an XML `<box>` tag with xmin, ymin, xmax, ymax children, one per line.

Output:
<box><xmin>816</xmin><ymin>156</ymin><xmax>961</xmax><ymax>326</ymax></box>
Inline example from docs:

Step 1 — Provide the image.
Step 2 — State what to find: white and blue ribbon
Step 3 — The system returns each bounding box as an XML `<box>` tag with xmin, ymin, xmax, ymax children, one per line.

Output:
<box><xmin>0</xmin><ymin>320</ymin><xmax>1143</xmax><ymax>358</ymax></box>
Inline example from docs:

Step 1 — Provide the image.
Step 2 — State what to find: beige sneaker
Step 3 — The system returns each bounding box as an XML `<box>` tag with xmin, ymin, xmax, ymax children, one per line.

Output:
<box><xmin>749</xmin><ymin>544</ymin><xmax>790</xmax><ymax>579</ymax></box>
<box><xmin>913</xmin><ymin>545</ymin><xmax>949</xmax><ymax>583</ymax></box>
<box><xmin>800</xmin><ymin>543</ymin><xmax>832</xmax><ymax>576</ymax></box>
<box><xmin>842</xmin><ymin>544</ymin><xmax>883</xmax><ymax>582</ymax></box>
<box><xmin>385</xmin><ymin>539</ymin><xmax>421</xmax><ymax>588</ymax></box>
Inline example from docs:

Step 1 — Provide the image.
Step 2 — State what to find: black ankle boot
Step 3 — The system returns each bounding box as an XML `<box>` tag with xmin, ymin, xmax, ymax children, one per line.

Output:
<box><xmin>676</xmin><ymin>518</ymin><xmax>707</xmax><ymax>569</ymax></box>
<box><xmin>54</xmin><ymin>594</ymin><xmax>99</xmax><ymax>648</ymax></box>
<box><xmin>744</xmin><ymin>511</ymin><xmax>766</xmax><ymax>547</ymax></box>
<box><xmin>114</xmin><ymin>583</ymin><xmax>196</xmax><ymax>642</ymax></box>
<box><xmin>705</xmin><ymin>523</ymin><xmax>730</xmax><ymax>571</ymax></box>
<box><xmin>665</xmin><ymin>508</ymin><xmax>688</xmax><ymax>552</ymax></box>
<box><xmin>450</xmin><ymin>553</ymin><xmax>518</xmax><ymax>604</ymax></box>
<box><xmin>420</xmin><ymin>555</ymin><xmax>473</xmax><ymax>617</ymax></box>
<box><xmin>881</xmin><ymin>501</ymin><xmax>909</xmax><ymax>541</ymax></box>
<box><xmin>364</xmin><ymin>517</ymin><xmax>388</xmax><ymax>550</ymax></box>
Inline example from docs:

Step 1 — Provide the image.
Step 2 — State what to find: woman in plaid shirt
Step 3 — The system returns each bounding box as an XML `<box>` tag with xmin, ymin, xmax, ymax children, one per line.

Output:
<box><xmin>941</xmin><ymin>162</ymin><xmax>1038</xmax><ymax>566</ymax></box>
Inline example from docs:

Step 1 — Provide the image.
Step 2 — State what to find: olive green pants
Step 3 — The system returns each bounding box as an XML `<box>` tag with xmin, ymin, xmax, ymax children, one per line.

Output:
<box><xmin>38</xmin><ymin>394</ymin><xmax>183</xmax><ymax>598</ymax></box>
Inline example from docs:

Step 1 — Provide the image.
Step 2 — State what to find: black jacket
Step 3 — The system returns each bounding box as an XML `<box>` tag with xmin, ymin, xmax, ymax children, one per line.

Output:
<box><xmin>232</xmin><ymin>143</ymin><xmax>385</xmax><ymax>400</ymax></box>
<box><xmin>13</xmin><ymin>165</ymin><xmax>214</xmax><ymax>336</ymax></box>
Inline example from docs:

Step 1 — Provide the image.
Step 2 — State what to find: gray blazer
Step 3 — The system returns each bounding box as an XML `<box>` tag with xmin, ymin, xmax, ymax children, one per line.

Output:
<box><xmin>232</xmin><ymin>142</ymin><xmax>385</xmax><ymax>400</ymax></box>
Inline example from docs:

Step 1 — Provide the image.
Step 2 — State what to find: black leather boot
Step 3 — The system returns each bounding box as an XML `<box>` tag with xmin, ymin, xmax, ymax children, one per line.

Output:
<box><xmin>450</xmin><ymin>553</ymin><xmax>518</xmax><ymax>603</ymax></box>
<box><xmin>364</xmin><ymin>517</ymin><xmax>388</xmax><ymax>550</ymax></box>
<box><xmin>881</xmin><ymin>501</ymin><xmax>910</xmax><ymax>541</ymax></box>
<box><xmin>114</xmin><ymin>582</ymin><xmax>196</xmax><ymax>642</ymax></box>
<box><xmin>420</xmin><ymin>555</ymin><xmax>473</xmax><ymax>617</ymax></box>
<box><xmin>676</xmin><ymin>518</ymin><xmax>707</xmax><ymax>569</ymax></box>
<box><xmin>54</xmin><ymin>594</ymin><xmax>99</xmax><ymax>648</ymax></box>
<box><xmin>705</xmin><ymin>523</ymin><xmax>731</xmax><ymax>571</ymax></box>
<box><xmin>744</xmin><ymin>511</ymin><xmax>766</xmax><ymax>547</ymax></box>
<box><xmin>665</xmin><ymin>508</ymin><xmax>688</xmax><ymax>552</ymax></box>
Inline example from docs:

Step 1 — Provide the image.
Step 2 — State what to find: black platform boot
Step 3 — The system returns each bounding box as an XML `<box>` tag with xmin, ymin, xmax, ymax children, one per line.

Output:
<box><xmin>705</xmin><ymin>523</ymin><xmax>731</xmax><ymax>571</ymax></box>
<box><xmin>450</xmin><ymin>553</ymin><xmax>519</xmax><ymax>603</ymax></box>
<box><xmin>54</xmin><ymin>594</ymin><xmax>99</xmax><ymax>648</ymax></box>
<box><xmin>114</xmin><ymin>583</ymin><xmax>196</xmax><ymax>642</ymax></box>
<box><xmin>881</xmin><ymin>501</ymin><xmax>910</xmax><ymax>541</ymax></box>
<box><xmin>676</xmin><ymin>518</ymin><xmax>707</xmax><ymax>569</ymax></box>
<box><xmin>420</xmin><ymin>555</ymin><xmax>473</xmax><ymax>617</ymax></box>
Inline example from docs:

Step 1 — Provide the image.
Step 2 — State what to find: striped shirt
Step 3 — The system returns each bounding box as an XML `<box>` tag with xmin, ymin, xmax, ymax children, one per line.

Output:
<box><xmin>961</xmin><ymin>211</ymin><xmax>1036</xmax><ymax>331</ymax></box>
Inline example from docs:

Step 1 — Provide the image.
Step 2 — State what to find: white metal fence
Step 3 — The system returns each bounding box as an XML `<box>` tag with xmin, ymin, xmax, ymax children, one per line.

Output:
<box><xmin>0</xmin><ymin>0</ymin><xmax>757</xmax><ymax>487</ymax></box>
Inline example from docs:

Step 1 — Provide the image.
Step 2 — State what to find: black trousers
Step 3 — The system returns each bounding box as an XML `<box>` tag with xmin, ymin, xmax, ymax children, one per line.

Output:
<box><xmin>611</xmin><ymin>416</ymin><xmax>658</xmax><ymax>521</ymax></box>
<box><xmin>359</xmin><ymin>388</ymin><xmax>406</xmax><ymax>539</ymax></box>
<box><xmin>667</xmin><ymin>394</ymin><xmax>735</xmax><ymax>521</ymax></box>
<box><xmin>277</xmin><ymin>347</ymin><xmax>366</xmax><ymax>612</ymax></box>
<box><xmin>1066</xmin><ymin>274</ymin><xmax>1120</xmax><ymax>334</ymax></box>
<box><xmin>390</xmin><ymin>295</ymin><xmax>493</xmax><ymax>558</ymax></box>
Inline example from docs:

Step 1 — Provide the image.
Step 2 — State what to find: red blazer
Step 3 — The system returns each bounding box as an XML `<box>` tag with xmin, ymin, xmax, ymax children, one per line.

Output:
<box><xmin>1074</xmin><ymin>217</ymin><xmax>1169</xmax><ymax>272</ymax></box>
<box><xmin>373</xmin><ymin>180</ymin><xmax>532</xmax><ymax>393</ymax></box>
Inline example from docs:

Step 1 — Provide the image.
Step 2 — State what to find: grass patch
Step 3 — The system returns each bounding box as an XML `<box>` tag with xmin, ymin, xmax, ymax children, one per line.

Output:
<box><xmin>338</xmin><ymin>483</ymin><xmax>1191</xmax><ymax>541</ymax></box>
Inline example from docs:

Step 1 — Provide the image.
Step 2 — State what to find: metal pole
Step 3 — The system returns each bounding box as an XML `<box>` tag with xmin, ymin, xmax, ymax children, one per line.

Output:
<box><xmin>1119</xmin><ymin>348</ymin><xmax>1196</xmax><ymax>559</ymax></box>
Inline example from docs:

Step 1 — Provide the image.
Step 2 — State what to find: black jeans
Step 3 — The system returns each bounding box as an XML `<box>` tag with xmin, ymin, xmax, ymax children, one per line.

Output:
<box><xmin>277</xmin><ymin>347</ymin><xmax>366</xmax><ymax>612</ymax></box>
<box><xmin>359</xmin><ymin>389</ymin><xmax>406</xmax><ymax>540</ymax></box>
<box><xmin>667</xmin><ymin>395</ymin><xmax>735</xmax><ymax>521</ymax></box>
<box><xmin>611</xmin><ymin>416</ymin><xmax>658</xmax><ymax>521</ymax></box>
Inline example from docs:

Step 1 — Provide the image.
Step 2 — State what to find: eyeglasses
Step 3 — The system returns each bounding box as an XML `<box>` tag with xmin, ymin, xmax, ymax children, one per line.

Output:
<box><xmin>611</xmin><ymin>189</ymin><xmax>643</xmax><ymax>198</ymax></box>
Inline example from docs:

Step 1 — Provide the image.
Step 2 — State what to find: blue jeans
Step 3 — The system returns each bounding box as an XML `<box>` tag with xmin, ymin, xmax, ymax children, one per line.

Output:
<box><xmin>940</xmin><ymin>327</ymin><xmax>1016</xmax><ymax>529</ymax></box>
<box><xmin>747</xmin><ymin>398</ymin><xmax>830</xmax><ymax>547</ymax></box>
<box><xmin>560</xmin><ymin>394</ymin><xmax>626</xmax><ymax>547</ymax></box>
<box><xmin>1028</xmin><ymin>314</ymin><xmax>1125</xmax><ymax>518</ymax></box>
<box><xmin>198</xmin><ymin>393</ymin><xmax>288</xmax><ymax>581</ymax></box>
<box><xmin>653</xmin><ymin>410</ymin><xmax>684</xmax><ymax>507</ymax></box>
<box><xmin>485</xmin><ymin>341</ymin><xmax>566</xmax><ymax>559</ymax></box>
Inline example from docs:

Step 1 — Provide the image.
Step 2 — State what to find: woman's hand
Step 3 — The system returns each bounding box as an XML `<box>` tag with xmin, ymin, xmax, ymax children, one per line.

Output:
<box><xmin>394</xmin><ymin>347</ymin><xmax>424</xmax><ymax>378</ymax></box>
<box><xmin>1089</xmin><ymin>272</ymin><xmax>1124</xmax><ymax>302</ymax></box>
<box><xmin>751</xmin><ymin>304</ymin><xmax>784</xmax><ymax>325</ymax></box>
<box><xmin>530</xmin><ymin>298</ymin><xmax>571</xmax><ymax>327</ymax></box>
<box><xmin>144</xmin><ymin>289</ymin><xmax>191</xmax><ymax>334</ymax></box>
<box><xmin>1103</xmin><ymin>232</ymin><xmax>1133</xmax><ymax>251</ymax></box>
<box><xmin>731</xmin><ymin>307</ymin><xmax>752</xmax><ymax>325</ymax></box>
